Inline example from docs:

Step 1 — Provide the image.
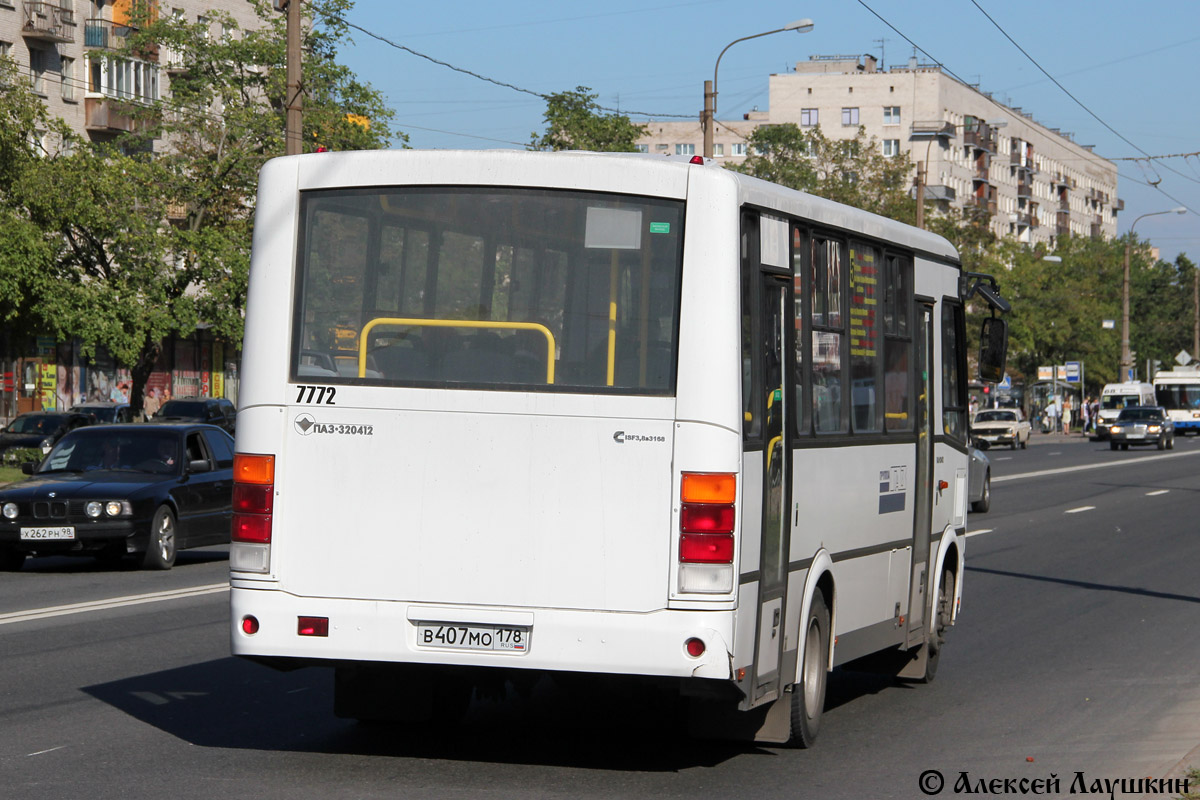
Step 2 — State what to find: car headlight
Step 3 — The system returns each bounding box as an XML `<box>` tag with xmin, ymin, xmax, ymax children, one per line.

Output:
<box><xmin>1110</xmin><ymin>425</ymin><xmax>1120</xmax><ymax>434</ymax></box>
<box><xmin>86</xmin><ymin>500</ymin><xmax>132</xmax><ymax>518</ymax></box>
<box><xmin>2</xmin><ymin>502</ymin><xmax>18</xmax><ymax>519</ymax></box>
<box><xmin>1147</xmin><ymin>425</ymin><xmax>1161</xmax><ymax>433</ymax></box>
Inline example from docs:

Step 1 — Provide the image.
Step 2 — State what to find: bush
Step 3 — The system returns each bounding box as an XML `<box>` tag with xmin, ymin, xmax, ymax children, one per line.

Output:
<box><xmin>1</xmin><ymin>447</ymin><xmax>43</xmax><ymax>467</ymax></box>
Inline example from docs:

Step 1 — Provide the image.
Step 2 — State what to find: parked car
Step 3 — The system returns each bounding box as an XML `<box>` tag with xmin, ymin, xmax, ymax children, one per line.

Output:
<box><xmin>154</xmin><ymin>397</ymin><xmax>236</xmax><ymax>434</ymax></box>
<box><xmin>1107</xmin><ymin>406</ymin><xmax>1175</xmax><ymax>451</ymax></box>
<box><xmin>0</xmin><ymin>412</ymin><xmax>93</xmax><ymax>459</ymax></box>
<box><xmin>0</xmin><ymin>423</ymin><xmax>235</xmax><ymax>571</ymax></box>
<box><xmin>70</xmin><ymin>401</ymin><xmax>132</xmax><ymax>424</ymax></box>
<box><xmin>967</xmin><ymin>445</ymin><xmax>991</xmax><ymax>513</ymax></box>
<box><xmin>970</xmin><ymin>408</ymin><xmax>1031</xmax><ymax>450</ymax></box>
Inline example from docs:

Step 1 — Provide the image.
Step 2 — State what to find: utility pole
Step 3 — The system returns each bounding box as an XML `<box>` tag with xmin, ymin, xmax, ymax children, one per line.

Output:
<box><xmin>702</xmin><ymin>80</ymin><xmax>713</xmax><ymax>159</ymax></box>
<box><xmin>279</xmin><ymin>0</ymin><xmax>303</xmax><ymax>156</ymax></box>
<box><xmin>914</xmin><ymin>160</ymin><xmax>926</xmax><ymax>230</ymax></box>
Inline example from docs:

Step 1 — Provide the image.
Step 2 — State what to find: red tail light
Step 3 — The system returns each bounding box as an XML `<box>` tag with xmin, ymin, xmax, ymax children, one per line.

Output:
<box><xmin>680</xmin><ymin>503</ymin><xmax>735</xmax><ymax>533</ymax></box>
<box><xmin>297</xmin><ymin>616</ymin><xmax>329</xmax><ymax>637</ymax></box>
<box><xmin>233</xmin><ymin>513</ymin><xmax>272</xmax><ymax>543</ymax></box>
<box><xmin>233</xmin><ymin>483</ymin><xmax>273</xmax><ymax>514</ymax></box>
<box><xmin>233</xmin><ymin>453</ymin><xmax>275</xmax><ymax>543</ymax></box>
<box><xmin>680</xmin><ymin>533</ymin><xmax>735</xmax><ymax>563</ymax></box>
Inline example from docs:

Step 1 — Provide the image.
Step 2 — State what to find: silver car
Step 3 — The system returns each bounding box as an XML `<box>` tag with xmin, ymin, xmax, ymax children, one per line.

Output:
<box><xmin>968</xmin><ymin>446</ymin><xmax>991</xmax><ymax>513</ymax></box>
<box><xmin>1107</xmin><ymin>406</ymin><xmax>1175</xmax><ymax>451</ymax></box>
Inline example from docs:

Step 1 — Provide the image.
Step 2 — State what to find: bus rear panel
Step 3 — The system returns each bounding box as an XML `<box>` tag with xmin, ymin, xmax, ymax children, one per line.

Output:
<box><xmin>231</xmin><ymin>150</ymin><xmax>974</xmax><ymax>743</ymax></box>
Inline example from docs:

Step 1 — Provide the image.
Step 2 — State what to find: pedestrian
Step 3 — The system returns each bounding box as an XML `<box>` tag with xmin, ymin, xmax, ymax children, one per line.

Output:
<box><xmin>1081</xmin><ymin>395</ymin><xmax>1092</xmax><ymax>434</ymax></box>
<box><xmin>1062</xmin><ymin>394</ymin><xmax>1072</xmax><ymax>435</ymax></box>
<box><xmin>1044</xmin><ymin>397</ymin><xmax>1058</xmax><ymax>433</ymax></box>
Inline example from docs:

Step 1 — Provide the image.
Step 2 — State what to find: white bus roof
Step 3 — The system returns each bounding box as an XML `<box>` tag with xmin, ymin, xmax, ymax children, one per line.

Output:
<box><xmin>276</xmin><ymin>149</ymin><xmax>961</xmax><ymax>264</ymax></box>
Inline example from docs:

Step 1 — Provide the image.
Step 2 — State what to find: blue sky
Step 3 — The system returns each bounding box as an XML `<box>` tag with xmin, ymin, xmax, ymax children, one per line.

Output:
<box><xmin>331</xmin><ymin>0</ymin><xmax>1198</xmax><ymax>263</ymax></box>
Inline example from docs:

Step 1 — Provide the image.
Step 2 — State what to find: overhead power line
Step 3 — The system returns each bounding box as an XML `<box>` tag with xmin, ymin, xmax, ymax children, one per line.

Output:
<box><xmin>315</xmin><ymin>7</ymin><xmax>693</xmax><ymax>119</ymax></box>
<box><xmin>854</xmin><ymin>0</ymin><xmax>1198</xmax><ymax>217</ymax></box>
<box><xmin>966</xmin><ymin>0</ymin><xmax>1200</xmax><ymax>196</ymax></box>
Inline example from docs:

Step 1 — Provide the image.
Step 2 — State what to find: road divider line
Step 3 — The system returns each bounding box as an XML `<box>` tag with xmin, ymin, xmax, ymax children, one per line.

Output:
<box><xmin>994</xmin><ymin>448</ymin><xmax>1200</xmax><ymax>483</ymax></box>
<box><xmin>966</xmin><ymin>528</ymin><xmax>994</xmax><ymax>538</ymax></box>
<box><xmin>1146</xmin><ymin>489</ymin><xmax>1170</xmax><ymax>496</ymax></box>
<box><xmin>0</xmin><ymin>583</ymin><xmax>228</xmax><ymax>627</ymax></box>
<box><xmin>1065</xmin><ymin>506</ymin><xmax>1096</xmax><ymax>514</ymax></box>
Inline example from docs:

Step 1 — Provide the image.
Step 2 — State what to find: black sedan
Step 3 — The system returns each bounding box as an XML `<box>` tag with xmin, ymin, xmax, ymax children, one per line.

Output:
<box><xmin>0</xmin><ymin>424</ymin><xmax>234</xmax><ymax>571</ymax></box>
<box><xmin>154</xmin><ymin>397</ymin><xmax>237</xmax><ymax>434</ymax></box>
<box><xmin>0</xmin><ymin>412</ymin><xmax>92</xmax><ymax>459</ymax></box>
<box><xmin>1107</xmin><ymin>406</ymin><xmax>1175</xmax><ymax>451</ymax></box>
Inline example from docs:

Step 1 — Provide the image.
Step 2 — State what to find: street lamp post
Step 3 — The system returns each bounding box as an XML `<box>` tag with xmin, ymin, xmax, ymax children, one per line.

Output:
<box><xmin>1121</xmin><ymin>207</ymin><xmax>1187</xmax><ymax>381</ymax></box>
<box><xmin>702</xmin><ymin>19</ymin><xmax>814</xmax><ymax>159</ymax></box>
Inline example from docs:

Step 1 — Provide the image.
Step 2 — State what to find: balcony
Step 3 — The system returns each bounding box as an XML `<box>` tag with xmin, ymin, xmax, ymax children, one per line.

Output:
<box><xmin>1056</xmin><ymin>208</ymin><xmax>1071</xmax><ymax>233</ymax></box>
<box><xmin>22</xmin><ymin>2</ymin><xmax>76</xmax><ymax>43</ymax></box>
<box><xmin>85</xmin><ymin>18</ymin><xmax>129</xmax><ymax>49</ymax></box>
<box><xmin>973</xmin><ymin>195</ymin><xmax>997</xmax><ymax>216</ymax></box>
<box><xmin>963</xmin><ymin>124</ymin><xmax>997</xmax><ymax>154</ymax></box>
<box><xmin>85</xmin><ymin>96</ymin><xmax>139</xmax><ymax>134</ymax></box>
<box><xmin>974</xmin><ymin>164</ymin><xmax>991</xmax><ymax>184</ymax></box>
<box><xmin>1017</xmin><ymin>180</ymin><xmax>1033</xmax><ymax>198</ymax></box>
<box><xmin>909</xmin><ymin>121</ymin><xmax>956</xmax><ymax>139</ymax></box>
<box><xmin>909</xmin><ymin>184</ymin><xmax>956</xmax><ymax>202</ymax></box>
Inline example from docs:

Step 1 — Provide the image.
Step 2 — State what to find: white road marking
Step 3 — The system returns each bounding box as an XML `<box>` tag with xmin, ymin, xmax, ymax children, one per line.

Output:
<box><xmin>1146</xmin><ymin>489</ymin><xmax>1170</xmax><ymax>496</ymax></box>
<box><xmin>1065</xmin><ymin>506</ymin><xmax>1096</xmax><ymax>514</ymax></box>
<box><xmin>27</xmin><ymin>746</ymin><xmax>66</xmax><ymax>757</ymax></box>
<box><xmin>0</xmin><ymin>583</ymin><xmax>228</xmax><ymax>627</ymax></box>
<box><xmin>966</xmin><ymin>529</ymin><xmax>994</xmax><ymax>538</ymax></box>
<box><xmin>994</xmin><ymin>448</ymin><xmax>1200</xmax><ymax>483</ymax></box>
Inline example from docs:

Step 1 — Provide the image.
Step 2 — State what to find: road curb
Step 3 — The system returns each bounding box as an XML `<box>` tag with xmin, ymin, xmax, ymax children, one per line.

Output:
<box><xmin>1145</xmin><ymin>739</ymin><xmax>1200</xmax><ymax>799</ymax></box>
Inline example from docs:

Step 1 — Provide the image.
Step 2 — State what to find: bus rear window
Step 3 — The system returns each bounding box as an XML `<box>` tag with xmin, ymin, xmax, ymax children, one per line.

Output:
<box><xmin>293</xmin><ymin>187</ymin><xmax>684</xmax><ymax>394</ymax></box>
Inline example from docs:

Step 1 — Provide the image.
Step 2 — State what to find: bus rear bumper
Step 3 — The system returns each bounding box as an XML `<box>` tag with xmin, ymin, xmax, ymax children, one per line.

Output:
<box><xmin>230</xmin><ymin>585</ymin><xmax>734</xmax><ymax>681</ymax></box>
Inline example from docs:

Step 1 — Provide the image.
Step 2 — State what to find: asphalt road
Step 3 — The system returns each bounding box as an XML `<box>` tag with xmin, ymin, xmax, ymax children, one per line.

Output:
<box><xmin>2</xmin><ymin>433</ymin><xmax>1199</xmax><ymax>799</ymax></box>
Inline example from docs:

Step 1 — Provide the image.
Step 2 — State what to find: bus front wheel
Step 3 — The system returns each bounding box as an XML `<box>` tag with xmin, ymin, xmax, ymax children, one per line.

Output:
<box><xmin>790</xmin><ymin>593</ymin><xmax>830</xmax><ymax>748</ymax></box>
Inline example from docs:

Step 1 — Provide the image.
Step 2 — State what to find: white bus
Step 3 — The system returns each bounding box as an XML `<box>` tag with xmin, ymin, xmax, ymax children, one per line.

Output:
<box><xmin>230</xmin><ymin>150</ymin><xmax>1008</xmax><ymax>746</ymax></box>
<box><xmin>1153</xmin><ymin>369</ymin><xmax>1200</xmax><ymax>435</ymax></box>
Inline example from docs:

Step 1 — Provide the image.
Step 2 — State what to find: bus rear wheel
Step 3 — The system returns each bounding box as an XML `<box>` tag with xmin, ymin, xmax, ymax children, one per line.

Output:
<box><xmin>921</xmin><ymin>568</ymin><xmax>955</xmax><ymax>683</ymax></box>
<box><xmin>790</xmin><ymin>593</ymin><xmax>830</xmax><ymax>748</ymax></box>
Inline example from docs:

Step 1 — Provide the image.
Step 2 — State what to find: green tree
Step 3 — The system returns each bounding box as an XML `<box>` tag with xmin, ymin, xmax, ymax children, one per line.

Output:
<box><xmin>1131</xmin><ymin>251</ymin><xmax>1197</xmax><ymax>372</ymax></box>
<box><xmin>0</xmin><ymin>3</ymin><xmax>396</xmax><ymax>418</ymax></box>
<box><xmin>529</xmin><ymin>87</ymin><xmax>647</xmax><ymax>152</ymax></box>
<box><xmin>0</xmin><ymin>57</ymin><xmax>64</xmax><ymax>349</ymax></box>
<box><xmin>734</xmin><ymin>124</ymin><xmax>916</xmax><ymax>224</ymax></box>
<box><xmin>1000</xmin><ymin>235</ymin><xmax>1125</xmax><ymax>392</ymax></box>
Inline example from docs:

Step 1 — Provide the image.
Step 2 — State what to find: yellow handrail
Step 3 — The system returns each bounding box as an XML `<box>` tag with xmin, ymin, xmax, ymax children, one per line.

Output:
<box><xmin>357</xmin><ymin>317</ymin><xmax>556</xmax><ymax>383</ymax></box>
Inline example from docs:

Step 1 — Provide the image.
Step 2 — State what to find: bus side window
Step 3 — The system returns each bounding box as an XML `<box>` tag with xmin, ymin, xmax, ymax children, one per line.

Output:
<box><xmin>811</xmin><ymin>237</ymin><xmax>846</xmax><ymax>433</ymax></box>
<box><xmin>742</xmin><ymin>214</ymin><xmax>761</xmax><ymax>440</ymax></box>
<box><xmin>792</xmin><ymin>224</ymin><xmax>809</xmax><ymax>435</ymax></box>
<box><xmin>884</xmin><ymin>254</ymin><xmax>912</xmax><ymax>432</ymax></box>
<box><xmin>941</xmin><ymin>301</ymin><xmax>967</xmax><ymax>441</ymax></box>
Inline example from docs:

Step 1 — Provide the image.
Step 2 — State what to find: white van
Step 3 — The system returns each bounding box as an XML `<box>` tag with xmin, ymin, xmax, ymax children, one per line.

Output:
<box><xmin>1097</xmin><ymin>382</ymin><xmax>1156</xmax><ymax>436</ymax></box>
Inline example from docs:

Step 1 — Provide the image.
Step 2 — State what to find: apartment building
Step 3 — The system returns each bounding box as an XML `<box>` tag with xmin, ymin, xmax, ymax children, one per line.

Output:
<box><xmin>1</xmin><ymin>0</ymin><xmax>261</xmax><ymax>149</ymax></box>
<box><xmin>637</xmin><ymin>54</ymin><xmax>1120</xmax><ymax>245</ymax></box>
<box><xmin>0</xmin><ymin>1</ymin><xmax>265</xmax><ymax>417</ymax></box>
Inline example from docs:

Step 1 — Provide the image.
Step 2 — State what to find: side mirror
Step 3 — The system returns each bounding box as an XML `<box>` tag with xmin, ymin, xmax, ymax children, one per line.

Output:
<box><xmin>21</xmin><ymin>462</ymin><xmax>37</xmax><ymax>475</ymax></box>
<box><xmin>187</xmin><ymin>459</ymin><xmax>212</xmax><ymax>474</ymax></box>
<box><xmin>979</xmin><ymin>317</ymin><xmax>1008</xmax><ymax>384</ymax></box>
